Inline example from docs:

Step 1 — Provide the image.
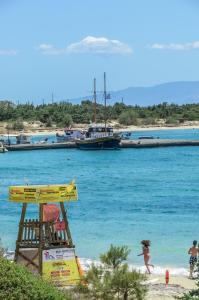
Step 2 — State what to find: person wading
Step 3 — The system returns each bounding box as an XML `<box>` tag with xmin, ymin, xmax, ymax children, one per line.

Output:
<box><xmin>188</xmin><ymin>240</ymin><xmax>199</xmax><ymax>279</ymax></box>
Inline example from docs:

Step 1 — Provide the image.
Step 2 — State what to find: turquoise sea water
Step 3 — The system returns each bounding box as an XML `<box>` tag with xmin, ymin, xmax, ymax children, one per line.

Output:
<box><xmin>0</xmin><ymin>129</ymin><xmax>199</xmax><ymax>271</ymax></box>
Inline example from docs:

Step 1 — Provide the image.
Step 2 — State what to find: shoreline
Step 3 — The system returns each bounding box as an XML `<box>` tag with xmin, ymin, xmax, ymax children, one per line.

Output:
<box><xmin>80</xmin><ymin>258</ymin><xmax>192</xmax><ymax>277</ymax></box>
<box><xmin>3</xmin><ymin>252</ymin><xmax>197</xmax><ymax>300</ymax></box>
<box><xmin>4</xmin><ymin>251</ymin><xmax>197</xmax><ymax>299</ymax></box>
<box><xmin>81</xmin><ymin>259</ymin><xmax>197</xmax><ymax>300</ymax></box>
<box><xmin>115</xmin><ymin>124</ymin><xmax>199</xmax><ymax>132</ymax></box>
<box><xmin>4</xmin><ymin>250</ymin><xmax>193</xmax><ymax>277</ymax></box>
<box><xmin>1</xmin><ymin>124</ymin><xmax>199</xmax><ymax>137</ymax></box>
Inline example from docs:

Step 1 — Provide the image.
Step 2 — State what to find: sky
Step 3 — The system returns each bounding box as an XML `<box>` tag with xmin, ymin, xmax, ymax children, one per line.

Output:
<box><xmin>1</xmin><ymin>0</ymin><xmax>199</xmax><ymax>103</ymax></box>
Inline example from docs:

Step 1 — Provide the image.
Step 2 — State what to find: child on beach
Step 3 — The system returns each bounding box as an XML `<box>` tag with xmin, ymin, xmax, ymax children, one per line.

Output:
<box><xmin>138</xmin><ymin>240</ymin><xmax>154</xmax><ymax>274</ymax></box>
<box><xmin>188</xmin><ymin>240</ymin><xmax>198</xmax><ymax>278</ymax></box>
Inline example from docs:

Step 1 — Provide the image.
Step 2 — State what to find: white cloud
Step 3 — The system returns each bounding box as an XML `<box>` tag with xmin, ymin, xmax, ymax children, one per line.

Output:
<box><xmin>38</xmin><ymin>36</ymin><xmax>133</xmax><ymax>55</ymax></box>
<box><xmin>0</xmin><ymin>49</ymin><xmax>17</xmax><ymax>56</ymax></box>
<box><xmin>67</xmin><ymin>36</ymin><xmax>132</xmax><ymax>54</ymax></box>
<box><xmin>151</xmin><ymin>41</ymin><xmax>199</xmax><ymax>50</ymax></box>
<box><xmin>38</xmin><ymin>44</ymin><xmax>62</xmax><ymax>55</ymax></box>
<box><xmin>39</xmin><ymin>44</ymin><xmax>54</xmax><ymax>51</ymax></box>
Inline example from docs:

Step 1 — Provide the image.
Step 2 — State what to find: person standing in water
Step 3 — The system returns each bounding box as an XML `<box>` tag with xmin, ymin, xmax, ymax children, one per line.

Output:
<box><xmin>138</xmin><ymin>240</ymin><xmax>154</xmax><ymax>274</ymax></box>
<box><xmin>188</xmin><ymin>240</ymin><xmax>198</xmax><ymax>278</ymax></box>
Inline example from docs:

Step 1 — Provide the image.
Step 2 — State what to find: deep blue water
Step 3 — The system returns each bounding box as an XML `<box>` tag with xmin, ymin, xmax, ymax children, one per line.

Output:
<box><xmin>0</xmin><ymin>128</ymin><xmax>199</xmax><ymax>269</ymax></box>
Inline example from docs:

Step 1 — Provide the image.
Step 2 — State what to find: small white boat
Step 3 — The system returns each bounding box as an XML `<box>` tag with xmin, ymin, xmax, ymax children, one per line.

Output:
<box><xmin>16</xmin><ymin>134</ymin><xmax>31</xmax><ymax>144</ymax></box>
<box><xmin>119</xmin><ymin>131</ymin><xmax>131</xmax><ymax>140</ymax></box>
<box><xmin>56</xmin><ymin>129</ymin><xmax>83</xmax><ymax>142</ymax></box>
<box><xmin>0</xmin><ymin>142</ymin><xmax>8</xmax><ymax>153</ymax></box>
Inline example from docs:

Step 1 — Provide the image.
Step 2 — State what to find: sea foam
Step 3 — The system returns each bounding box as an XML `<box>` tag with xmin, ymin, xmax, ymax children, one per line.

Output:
<box><xmin>79</xmin><ymin>258</ymin><xmax>189</xmax><ymax>277</ymax></box>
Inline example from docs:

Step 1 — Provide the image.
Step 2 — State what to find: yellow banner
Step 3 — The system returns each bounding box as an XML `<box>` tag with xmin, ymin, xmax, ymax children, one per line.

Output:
<box><xmin>9</xmin><ymin>181</ymin><xmax>78</xmax><ymax>203</ymax></box>
<box><xmin>42</xmin><ymin>248</ymin><xmax>81</xmax><ymax>286</ymax></box>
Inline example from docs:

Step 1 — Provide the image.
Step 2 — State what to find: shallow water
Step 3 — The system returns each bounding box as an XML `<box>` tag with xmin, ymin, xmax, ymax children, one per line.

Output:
<box><xmin>0</xmin><ymin>128</ymin><xmax>199</xmax><ymax>271</ymax></box>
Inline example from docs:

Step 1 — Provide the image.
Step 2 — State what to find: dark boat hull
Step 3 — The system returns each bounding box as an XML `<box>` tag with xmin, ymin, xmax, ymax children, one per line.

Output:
<box><xmin>76</xmin><ymin>137</ymin><xmax>121</xmax><ymax>150</ymax></box>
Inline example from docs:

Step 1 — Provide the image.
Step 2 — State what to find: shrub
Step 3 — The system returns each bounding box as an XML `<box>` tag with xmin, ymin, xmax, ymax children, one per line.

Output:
<box><xmin>178</xmin><ymin>262</ymin><xmax>199</xmax><ymax>300</ymax></box>
<box><xmin>75</xmin><ymin>245</ymin><xmax>147</xmax><ymax>300</ymax></box>
<box><xmin>0</xmin><ymin>257</ymin><xmax>72</xmax><ymax>300</ymax></box>
<box><xmin>119</xmin><ymin>110</ymin><xmax>138</xmax><ymax>126</ymax></box>
<box><xmin>0</xmin><ymin>238</ymin><xmax>6</xmax><ymax>257</ymax></box>
<box><xmin>59</xmin><ymin>114</ymin><xmax>73</xmax><ymax>127</ymax></box>
<box><xmin>141</xmin><ymin>117</ymin><xmax>156</xmax><ymax>125</ymax></box>
<box><xmin>165</xmin><ymin>117</ymin><xmax>179</xmax><ymax>125</ymax></box>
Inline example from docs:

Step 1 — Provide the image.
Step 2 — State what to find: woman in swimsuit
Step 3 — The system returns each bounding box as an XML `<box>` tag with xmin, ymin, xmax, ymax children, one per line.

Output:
<box><xmin>138</xmin><ymin>240</ymin><xmax>154</xmax><ymax>274</ymax></box>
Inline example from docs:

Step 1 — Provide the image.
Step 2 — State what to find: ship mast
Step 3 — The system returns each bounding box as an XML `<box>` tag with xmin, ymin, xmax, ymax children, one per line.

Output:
<box><xmin>93</xmin><ymin>78</ymin><xmax>97</xmax><ymax>123</ymax></box>
<box><xmin>104</xmin><ymin>72</ymin><xmax>107</xmax><ymax>130</ymax></box>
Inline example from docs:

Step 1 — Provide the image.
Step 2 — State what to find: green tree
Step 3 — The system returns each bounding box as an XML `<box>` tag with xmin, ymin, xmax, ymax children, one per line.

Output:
<box><xmin>75</xmin><ymin>245</ymin><xmax>147</xmax><ymax>300</ymax></box>
<box><xmin>2</xmin><ymin>100</ymin><xmax>199</xmax><ymax>127</ymax></box>
<box><xmin>110</xmin><ymin>264</ymin><xmax>146</xmax><ymax>300</ymax></box>
<box><xmin>100</xmin><ymin>244</ymin><xmax>130</xmax><ymax>269</ymax></box>
<box><xmin>45</xmin><ymin>117</ymin><xmax>53</xmax><ymax>127</ymax></box>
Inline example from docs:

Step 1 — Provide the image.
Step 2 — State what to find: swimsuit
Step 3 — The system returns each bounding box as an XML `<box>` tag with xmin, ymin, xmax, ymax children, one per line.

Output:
<box><xmin>189</xmin><ymin>256</ymin><xmax>197</xmax><ymax>266</ymax></box>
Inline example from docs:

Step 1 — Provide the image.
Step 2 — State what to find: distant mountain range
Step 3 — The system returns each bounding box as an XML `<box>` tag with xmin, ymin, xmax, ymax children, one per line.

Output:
<box><xmin>69</xmin><ymin>81</ymin><xmax>199</xmax><ymax>106</ymax></box>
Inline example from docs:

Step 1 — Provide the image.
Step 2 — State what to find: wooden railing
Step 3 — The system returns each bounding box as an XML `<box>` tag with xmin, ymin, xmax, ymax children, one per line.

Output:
<box><xmin>19</xmin><ymin>219</ymin><xmax>69</xmax><ymax>248</ymax></box>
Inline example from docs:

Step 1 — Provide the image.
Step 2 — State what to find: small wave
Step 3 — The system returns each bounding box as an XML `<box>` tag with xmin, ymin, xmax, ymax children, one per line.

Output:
<box><xmin>161</xmin><ymin>210</ymin><xmax>176</xmax><ymax>214</ymax></box>
<box><xmin>79</xmin><ymin>258</ymin><xmax>189</xmax><ymax>277</ymax></box>
<box><xmin>3</xmin><ymin>250</ymin><xmax>15</xmax><ymax>260</ymax></box>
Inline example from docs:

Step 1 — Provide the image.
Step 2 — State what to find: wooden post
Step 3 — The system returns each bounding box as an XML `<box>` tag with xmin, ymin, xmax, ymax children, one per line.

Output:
<box><xmin>60</xmin><ymin>202</ymin><xmax>73</xmax><ymax>247</ymax></box>
<box><xmin>38</xmin><ymin>203</ymin><xmax>43</xmax><ymax>275</ymax></box>
<box><xmin>14</xmin><ymin>203</ymin><xmax>27</xmax><ymax>262</ymax></box>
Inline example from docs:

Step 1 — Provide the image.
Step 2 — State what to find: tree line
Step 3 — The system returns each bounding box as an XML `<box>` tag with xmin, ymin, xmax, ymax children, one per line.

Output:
<box><xmin>1</xmin><ymin>100</ymin><xmax>199</xmax><ymax>128</ymax></box>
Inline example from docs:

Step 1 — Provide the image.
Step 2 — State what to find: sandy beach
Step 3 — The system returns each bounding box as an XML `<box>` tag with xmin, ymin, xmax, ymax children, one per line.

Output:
<box><xmin>116</xmin><ymin>124</ymin><xmax>199</xmax><ymax>132</ymax></box>
<box><xmin>21</xmin><ymin>124</ymin><xmax>199</xmax><ymax>137</ymax></box>
<box><xmin>1</xmin><ymin>123</ymin><xmax>199</xmax><ymax>137</ymax></box>
<box><xmin>146</xmin><ymin>275</ymin><xmax>196</xmax><ymax>299</ymax></box>
<box><xmin>79</xmin><ymin>258</ymin><xmax>197</xmax><ymax>300</ymax></box>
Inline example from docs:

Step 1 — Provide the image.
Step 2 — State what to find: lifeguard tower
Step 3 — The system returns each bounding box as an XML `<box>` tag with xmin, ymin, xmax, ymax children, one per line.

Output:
<box><xmin>9</xmin><ymin>181</ymin><xmax>83</xmax><ymax>286</ymax></box>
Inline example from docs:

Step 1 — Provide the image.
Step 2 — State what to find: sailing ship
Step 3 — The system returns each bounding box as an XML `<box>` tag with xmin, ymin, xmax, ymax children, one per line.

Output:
<box><xmin>76</xmin><ymin>73</ymin><xmax>121</xmax><ymax>150</ymax></box>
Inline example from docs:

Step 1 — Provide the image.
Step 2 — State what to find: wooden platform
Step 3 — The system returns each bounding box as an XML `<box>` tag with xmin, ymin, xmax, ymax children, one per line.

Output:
<box><xmin>6</xmin><ymin>139</ymin><xmax>199</xmax><ymax>151</ymax></box>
